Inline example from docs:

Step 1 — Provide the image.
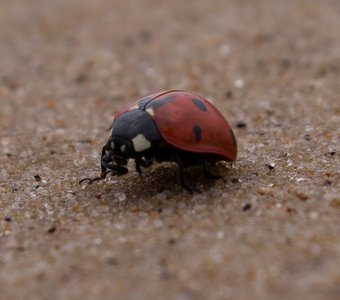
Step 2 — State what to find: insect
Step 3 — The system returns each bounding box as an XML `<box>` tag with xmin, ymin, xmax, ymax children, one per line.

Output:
<box><xmin>80</xmin><ymin>90</ymin><xmax>237</xmax><ymax>192</ymax></box>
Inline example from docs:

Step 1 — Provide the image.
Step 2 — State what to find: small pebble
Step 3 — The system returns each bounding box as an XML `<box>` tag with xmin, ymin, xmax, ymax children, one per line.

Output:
<box><xmin>234</xmin><ymin>79</ymin><xmax>245</xmax><ymax>89</ymax></box>
<box><xmin>242</xmin><ymin>203</ymin><xmax>252</xmax><ymax>211</ymax></box>
<box><xmin>47</xmin><ymin>225</ymin><xmax>57</xmax><ymax>234</ymax></box>
<box><xmin>309</xmin><ymin>212</ymin><xmax>319</xmax><ymax>220</ymax></box>
<box><xmin>115</xmin><ymin>193</ymin><xmax>127</xmax><ymax>202</ymax></box>
<box><xmin>232</xmin><ymin>178</ymin><xmax>241</xmax><ymax>184</ymax></box>
<box><xmin>34</xmin><ymin>175</ymin><xmax>42</xmax><ymax>182</ymax></box>
<box><xmin>236</xmin><ymin>121</ymin><xmax>247</xmax><ymax>128</ymax></box>
<box><xmin>266</xmin><ymin>163</ymin><xmax>275</xmax><ymax>170</ymax></box>
<box><xmin>325</xmin><ymin>151</ymin><xmax>336</xmax><ymax>157</ymax></box>
<box><xmin>224</xmin><ymin>91</ymin><xmax>233</xmax><ymax>99</ymax></box>
<box><xmin>296</xmin><ymin>192</ymin><xmax>309</xmax><ymax>201</ymax></box>
<box><xmin>304</xmin><ymin>134</ymin><xmax>312</xmax><ymax>141</ymax></box>
<box><xmin>330</xmin><ymin>199</ymin><xmax>340</xmax><ymax>208</ymax></box>
<box><xmin>286</xmin><ymin>207</ymin><xmax>297</xmax><ymax>214</ymax></box>
<box><xmin>168</xmin><ymin>238</ymin><xmax>176</xmax><ymax>245</ymax></box>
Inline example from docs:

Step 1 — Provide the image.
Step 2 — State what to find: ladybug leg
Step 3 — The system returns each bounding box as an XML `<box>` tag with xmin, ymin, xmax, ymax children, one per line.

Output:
<box><xmin>79</xmin><ymin>168</ymin><xmax>110</xmax><ymax>184</ymax></box>
<box><xmin>79</xmin><ymin>173</ymin><xmax>107</xmax><ymax>185</ymax></box>
<box><xmin>79</xmin><ymin>145</ymin><xmax>110</xmax><ymax>184</ymax></box>
<box><xmin>105</xmin><ymin>163</ymin><xmax>129</xmax><ymax>176</ymax></box>
<box><xmin>135</xmin><ymin>159</ymin><xmax>142</xmax><ymax>175</ymax></box>
<box><xmin>135</xmin><ymin>157</ymin><xmax>154</xmax><ymax>175</ymax></box>
<box><xmin>79</xmin><ymin>145</ymin><xmax>128</xmax><ymax>184</ymax></box>
<box><xmin>140</xmin><ymin>157</ymin><xmax>153</xmax><ymax>168</ymax></box>
<box><xmin>79</xmin><ymin>165</ymin><xmax>128</xmax><ymax>185</ymax></box>
<box><xmin>202</xmin><ymin>161</ymin><xmax>225</xmax><ymax>182</ymax></box>
<box><xmin>174</xmin><ymin>154</ymin><xmax>199</xmax><ymax>194</ymax></box>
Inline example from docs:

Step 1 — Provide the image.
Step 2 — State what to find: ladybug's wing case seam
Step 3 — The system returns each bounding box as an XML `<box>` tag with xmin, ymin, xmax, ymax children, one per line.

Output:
<box><xmin>112</xmin><ymin>90</ymin><xmax>183</xmax><ymax>123</ymax></box>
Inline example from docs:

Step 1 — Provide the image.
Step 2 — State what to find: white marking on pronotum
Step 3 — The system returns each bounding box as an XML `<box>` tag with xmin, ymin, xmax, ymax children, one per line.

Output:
<box><xmin>120</xmin><ymin>144</ymin><xmax>126</xmax><ymax>152</ymax></box>
<box><xmin>146</xmin><ymin>108</ymin><xmax>155</xmax><ymax>116</ymax></box>
<box><xmin>128</xmin><ymin>104</ymin><xmax>139</xmax><ymax>111</ymax></box>
<box><xmin>110</xmin><ymin>141</ymin><xmax>115</xmax><ymax>149</ymax></box>
<box><xmin>132</xmin><ymin>134</ymin><xmax>151</xmax><ymax>152</ymax></box>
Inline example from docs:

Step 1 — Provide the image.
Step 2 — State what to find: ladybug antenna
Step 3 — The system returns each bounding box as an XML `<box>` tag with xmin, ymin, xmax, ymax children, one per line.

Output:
<box><xmin>79</xmin><ymin>170</ymin><xmax>110</xmax><ymax>185</ymax></box>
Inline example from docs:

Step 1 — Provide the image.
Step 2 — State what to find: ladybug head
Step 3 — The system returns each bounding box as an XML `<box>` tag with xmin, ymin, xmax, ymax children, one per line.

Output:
<box><xmin>101</xmin><ymin>110</ymin><xmax>161</xmax><ymax>167</ymax></box>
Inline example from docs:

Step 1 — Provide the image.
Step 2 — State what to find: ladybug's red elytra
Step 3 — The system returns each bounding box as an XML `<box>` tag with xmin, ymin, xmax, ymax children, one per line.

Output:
<box><xmin>80</xmin><ymin>90</ymin><xmax>237</xmax><ymax>192</ymax></box>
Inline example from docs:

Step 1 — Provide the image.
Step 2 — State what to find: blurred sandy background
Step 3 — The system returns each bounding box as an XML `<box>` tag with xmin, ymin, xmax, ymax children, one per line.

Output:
<box><xmin>0</xmin><ymin>0</ymin><xmax>339</xmax><ymax>299</ymax></box>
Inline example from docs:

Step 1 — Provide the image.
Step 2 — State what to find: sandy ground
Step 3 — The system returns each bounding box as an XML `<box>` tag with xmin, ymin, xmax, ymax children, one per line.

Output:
<box><xmin>0</xmin><ymin>0</ymin><xmax>340</xmax><ymax>299</ymax></box>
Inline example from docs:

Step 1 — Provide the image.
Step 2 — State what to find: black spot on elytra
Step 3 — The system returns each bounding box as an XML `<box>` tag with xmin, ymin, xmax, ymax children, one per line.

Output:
<box><xmin>192</xmin><ymin>98</ymin><xmax>207</xmax><ymax>112</ymax></box>
<box><xmin>193</xmin><ymin>125</ymin><xmax>202</xmax><ymax>141</ymax></box>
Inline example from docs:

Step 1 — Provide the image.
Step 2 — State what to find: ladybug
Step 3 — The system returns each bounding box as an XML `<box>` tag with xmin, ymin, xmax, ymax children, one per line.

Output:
<box><xmin>80</xmin><ymin>90</ymin><xmax>237</xmax><ymax>191</ymax></box>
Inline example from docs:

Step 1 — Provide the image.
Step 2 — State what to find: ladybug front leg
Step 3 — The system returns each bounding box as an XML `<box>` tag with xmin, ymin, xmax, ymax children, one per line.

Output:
<box><xmin>105</xmin><ymin>163</ymin><xmax>129</xmax><ymax>176</ymax></box>
<box><xmin>79</xmin><ymin>145</ymin><xmax>110</xmax><ymax>184</ymax></box>
<box><xmin>79</xmin><ymin>164</ymin><xmax>128</xmax><ymax>185</ymax></box>
<box><xmin>79</xmin><ymin>145</ymin><xmax>128</xmax><ymax>185</ymax></box>
<box><xmin>79</xmin><ymin>174</ymin><xmax>107</xmax><ymax>185</ymax></box>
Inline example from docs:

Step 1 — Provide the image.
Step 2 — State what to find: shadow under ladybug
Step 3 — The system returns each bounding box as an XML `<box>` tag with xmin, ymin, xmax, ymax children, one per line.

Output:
<box><xmin>79</xmin><ymin>90</ymin><xmax>237</xmax><ymax>193</ymax></box>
